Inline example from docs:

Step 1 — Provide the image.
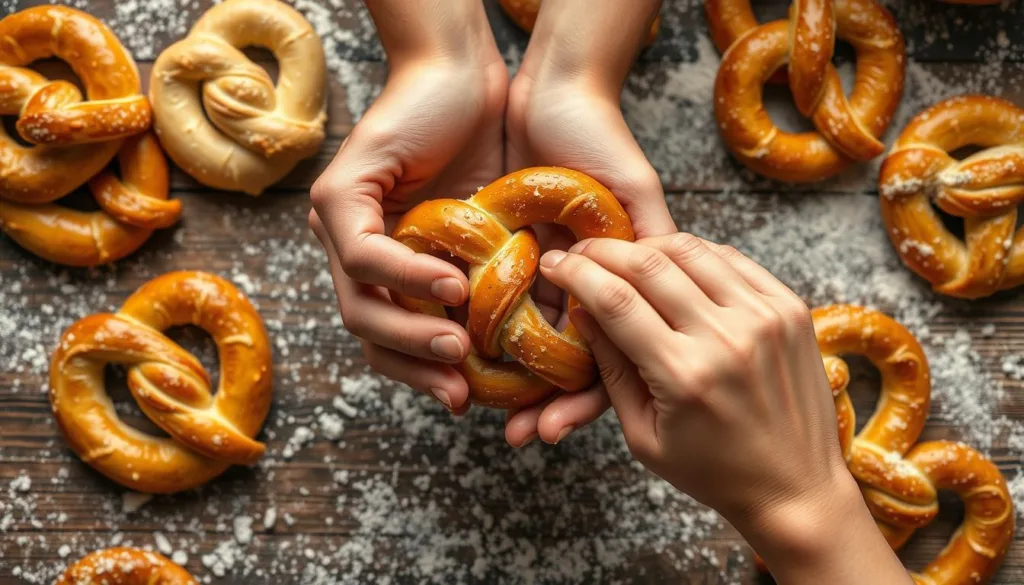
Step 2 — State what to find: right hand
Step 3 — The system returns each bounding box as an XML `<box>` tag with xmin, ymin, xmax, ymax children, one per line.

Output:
<box><xmin>310</xmin><ymin>20</ymin><xmax>507</xmax><ymax>413</ymax></box>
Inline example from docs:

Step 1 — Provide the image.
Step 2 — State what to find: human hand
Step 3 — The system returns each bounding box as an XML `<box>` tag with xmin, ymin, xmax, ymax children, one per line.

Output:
<box><xmin>539</xmin><ymin>234</ymin><xmax>913</xmax><ymax>585</ymax></box>
<box><xmin>503</xmin><ymin>0</ymin><xmax>675</xmax><ymax>447</ymax></box>
<box><xmin>310</xmin><ymin>0</ymin><xmax>507</xmax><ymax>413</ymax></box>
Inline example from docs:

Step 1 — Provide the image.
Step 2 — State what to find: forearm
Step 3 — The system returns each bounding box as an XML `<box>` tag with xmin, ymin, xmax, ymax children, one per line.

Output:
<box><xmin>520</xmin><ymin>0</ymin><xmax>661</xmax><ymax>95</ymax></box>
<box><xmin>364</xmin><ymin>0</ymin><xmax>496</xmax><ymax>66</ymax></box>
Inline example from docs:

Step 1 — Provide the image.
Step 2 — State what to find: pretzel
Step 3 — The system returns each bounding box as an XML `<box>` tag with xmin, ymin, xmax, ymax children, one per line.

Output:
<box><xmin>150</xmin><ymin>0</ymin><xmax>327</xmax><ymax>195</ymax></box>
<box><xmin>392</xmin><ymin>168</ymin><xmax>634</xmax><ymax>409</ymax></box>
<box><xmin>0</xmin><ymin>5</ymin><xmax>151</xmax><ymax>204</ymax></box>
<box><xmin>812</xmin><ymin>305</ymin><xmax>1014</xmax><ymax>584</ymax></box>
<box><xmin>0</xmin><ymin>133</ymin><xmax>181</xmax><ymax>267</ymax></box>
<box><xmin>498</xmin><ymin>0</ymin><xmax>660</xmax><ymax>46</ymax></box>
<box><xmin>879</xmin><ymin>96</ymin><xmax>1024</xmax><ymax>299</ymax></box>
<box><xmin>50</xmin><ymin>271</ymin><xmax>273</xmax><ymax>494</ymax></box>
<box><xmin>710</xmin><ymin>0</ymin><xmax>905</xmax><ymax>182</ymax></box>
<box><xmin>56</xmin><ymin>548</ymin><xmax>197</xmax><ymax>585</ymax></box>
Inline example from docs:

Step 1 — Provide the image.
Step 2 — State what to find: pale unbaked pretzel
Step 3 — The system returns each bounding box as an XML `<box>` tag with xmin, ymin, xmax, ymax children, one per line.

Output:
<box><xmin>710</xmin><ymin>0</ymin><xmax>905</xmax><ymax>182</ymax></box>
<box><xmin>813</xmin><ymin>305</ymin><xmax>1014</xmax><ymax>585</ymax></box>
<box><xmin>0</xmin><ymin>6</ymin><xmax>151</xmax><ymax>203</ymax></box>
<box><xmin>0</xmin><ymin>133</ymin><xmax>181</xmax><ymax>267</ymax></box>
<box><xmin>392</xmin><ymin>168</ymin><xmax>634</xmax><ymax>409</ymax></box>
<box><xmin>498</xmin><ymin>0</ymin><xmax>660</xmax><ymax>46</ymax></box>
<box><xmin>56</xmin><ymin>548</ymin><xmax>197</xmax><ymax>585</ymax></box>
<box><xmin>879</xmin><ymin>96</ymin><xmax>1024</xmax><ymax>299</ymax></box>
<box><xmin>50</xmin><ymin>272</ymin><xmax>273</xmax><ymax>494</ymax></box>
<box><xmin>150</xmin><ymin>0</ymin><xmax>327</xmax><ymax>195</ymax></box>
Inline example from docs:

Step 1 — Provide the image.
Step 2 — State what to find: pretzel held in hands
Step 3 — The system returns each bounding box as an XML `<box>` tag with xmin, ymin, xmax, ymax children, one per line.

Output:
<box><xmin>50</xmin><ymin>272</ymin><xmax>272</xmax><ymax>494</ymax></box>
<box><xmin>498</xmin><ymin>0</ymin><xmax>660</xmax><ymax>46</ymax></box>
<box><xmin>879</xmin><ymin>96</ymin><xmax>1024</xmax><ymax>299</ymax></box>
<box><xmin>150</xmin><ymin>0</ymin><xmax>327</xmax><ymax>195</ymax></box>
<box><xmin>56</xmin><ymin>548</ymin><xmax>197</xmax><ymax>585</ymax></box>
<box><xmin>710</xmin><ymin>0</ymin><xmax>905</xmax><ymax>182</ymax></box>
<box><xmin>813</xmin><ymin>305</ymin><xmax>1014</xmax><ymax>585</ymax></box>
<box><xmin>392</xmin><ymin>168</ymin><xmax>635</xmax><ymax>409</ymax></box>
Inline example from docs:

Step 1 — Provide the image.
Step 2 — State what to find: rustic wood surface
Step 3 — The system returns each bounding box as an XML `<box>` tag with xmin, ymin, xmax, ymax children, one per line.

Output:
<box><xmin>1</xmin><ymin>0</ymin><xmax>1023</xmax><ymax>584</ymax></box>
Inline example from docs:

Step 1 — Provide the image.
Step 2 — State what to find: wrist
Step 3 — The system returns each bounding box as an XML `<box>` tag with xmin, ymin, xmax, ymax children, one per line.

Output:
<box><xmin>368</xmin><ymin>0</ymin><xmax>500</xmax><ymax>69</ymax></box>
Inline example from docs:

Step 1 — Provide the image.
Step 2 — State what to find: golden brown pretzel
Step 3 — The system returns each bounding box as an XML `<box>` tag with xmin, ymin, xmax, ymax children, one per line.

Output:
<box><xmin>0</xmin><ymin>6</ymin><xmax>151</xmax><ymax>203</ymax></box>
<box><xmin>498</xmin><ymin>0</ymin><xmax>660</xmax><ymax>46</ymax></box>
<box><xmin>56</xmin><ymin>548</ymin><xmax>197</xmax><ymax>585</ymax></box>
<box><xmin>879</xmin><ymin>96</ymin><xmax>1024</xmax><ymax>299</ymax></box>
<box><xmin>0</xmin><ymin>133</ymin><xmax>181</xmax><ymax>267</ymax></box>
<box><xmin>392</xmin><ymin>168</ymin><xmax>635</xmax><ymax>409</ymax></box>
<box><xmin>150</xmin><ymin>0</ymin><xmax>327</xmax><ymax>195</ymax></box>
<box><xmin>50</xmin><ymin>272</ymin><xmax>273</xmax><ymax>494</ymax></box>
<box><xmin>813</xmin><ymin>305</ymin><xmax>1014</xmax><ymax>584</ymax></box>
<box><xmin>710</xmin><ymin>0</ymin><xmax>905</xmax><ymax>182</ymax></box>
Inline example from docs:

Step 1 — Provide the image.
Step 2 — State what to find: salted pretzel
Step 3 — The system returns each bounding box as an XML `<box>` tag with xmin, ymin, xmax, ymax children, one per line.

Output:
<box><xmin>812</xmin><ymin>305</ymin><xmax>1014</xmax><ymax>584</ymax></box>
<box><xmin>150</xmin><ymin>0</ymin><xmax>327</xmax><ymax>195</ymax></box>
<box><xmin>392</xmin><ymin>167</ymin><xmax>634</xmax><ymax>409</ymax></box>
<box><xmin>498</xmin><ymin>0</ymin><xmax>660</xmax><ymax>46</ymax></box>
<box><xmin>0</xmin><ymin>6</ymin><xmax>151</xmax><ymax>203</ymax></box>
<box><xmin>50</xmin><ymin>272</ymin><xmax>273</xmax><ymax>494</ymax></box>
<box><xmin>709</xmin><ymin>0</ymin><xmax>905</xmax><ymax>182</ymax></box>
<box><xmin>879</xmin><ymin>96</ymin><xmax>1024</xmax><ymax>299</ymax></box>
<box><xmin>56</xmin><ymin>548</ymin><xmax>197</xmax><ymax>585</ymax></box>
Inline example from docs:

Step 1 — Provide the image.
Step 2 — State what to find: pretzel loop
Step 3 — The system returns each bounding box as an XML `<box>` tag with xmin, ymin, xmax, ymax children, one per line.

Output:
<box><xmin>812</xmin><ymin>305</ymin><xmax>1014</xmax><ymax>584</ymax></box>
<box><xmin>56</xmin><ymin>548</ymin><xmax>198</xmax><ymax>585</ymax></box>
<box><xmin>150</xmin><ymin>0</ymin><xmax>327</xmax><ymax>194</ymax></box>
<box><xmin>50</xmin><ymin>272</ymin><xmax>273</xmax><ymax>494</ymax></box>
<box><xmin>709</xmin><ymin>0</ymin><xmax>905</xmax><ymax>182</ymax></box>
<box><xmin>880</xmin><ymin>96</ymin><xmax>1024</xmax><ymax>299</ymax></box>
<box><xmin>393</xmin><ymin>168</ymin><xmax>634</xmax><ymax>409</ymax></box>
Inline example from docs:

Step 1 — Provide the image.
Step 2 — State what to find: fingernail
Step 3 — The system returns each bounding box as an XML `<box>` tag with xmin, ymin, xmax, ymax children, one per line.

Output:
<box><xmin>541</xmin><ymin>250</ymin><xmax>567</xmax><ymax>269</ymax></box>
<box><xmin>554</xmin><ymin>426</ymin><xmax>575</xmax><ymax>444</ymax></box>
<box><xmin>569</xmin><ymin>307</ymin><xmax>595</xmax><ymax>343</ymax></box>
<box><xmin>431</xmin><ymin>277</ymin><xmax>464</xmax><ymax>305</ymax></box>
<box><xmin>569</xmin><ymin>239</ymin><xmax>594</xmax><ymax>254</ymax></box>
<box><xmin>518</xmin><ymin>433</ymin><xmax>538</xmax><ymax>448</ymax></box>
<box><xmin>430</xmin><ymin>334</ymin><xmax>465</xmax><ymax>362</ymax></box>
<box><xmin>431</xmin><ymin>387</ymin><xmax>452</xmax><ymax>410</ymax></box>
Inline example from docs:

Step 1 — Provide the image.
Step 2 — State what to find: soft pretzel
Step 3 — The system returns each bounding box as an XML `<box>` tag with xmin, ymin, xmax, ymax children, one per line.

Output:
<box><xmin>879</xmin><ymin>96</ymin><xmax>1024</xmax><ymax>299</ymax></box>
<box><xmin>56</xmin><ymin>548</ymin><xmax>197</xmax><ymax>585</ymax></box>
<box><xmin>50</xmin><ymin>272</ymin><xmax>273</xmax><ymax>494</ymax></box>
<box><xmin>498</xmin><ymin>0</ymin><xmax>660</xmax><ymax>46</ymax></box>
<box><xmin>150</xmin><ymin>0</ymin><xmax>327</xmax><ymax>195</ymax></box>
<box><xmin>392</xmin><ymin>168</ymin><xmax>634</xmax><ymax>409</ymax></box>
<box><xmin>812</xmin><ymin>305</ymin><xmax>1014</xmax><ymax>584</ymax></box>
<box><xmin>0</xmin><ymin>5</ymin><xmax>151</xmax><ymax>204</ymax></box>
<box><xmin>710</xmin><ymin>0</ymin><xmax>905</xmax><ymax>182</ymax></box>
<box><xmin>0</xmin><ymin>133</ymin><xmax>180</xmax><ymax>267</ymax></box>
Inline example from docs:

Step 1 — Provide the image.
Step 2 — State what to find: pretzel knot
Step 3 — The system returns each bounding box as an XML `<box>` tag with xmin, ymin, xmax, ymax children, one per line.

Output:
<box><xmin>150</xmin><ymin>0</ymin><xmax>327</xmax><ymax>195</ymax></box>
<box><xmin>50</xmin><ymin>272</ymin><xmax>273</xmax><ymax>494</ymax></box>
<box><xmin>813</xmin><ymin>305</ymin><xmax>1014</xmax><ymax>585</ymax></box>
<box><xmin>879</xmin><ymin>96</ymin><xmax>1024</xmax><ymax>299</ymax></box>
<box><xmin>708</xmin><ymin>0</ymin><xmax>905</xmax><ymax>182</ymax></box>
<box><xmin>56</xmin><ymin>548</ymin><xmax>197</xmax><ymax>585</ymax></box>
<box><xmin>392</xmin><ymin>168</ymin><xmax>635</xmax><ymax>409</ymax></box>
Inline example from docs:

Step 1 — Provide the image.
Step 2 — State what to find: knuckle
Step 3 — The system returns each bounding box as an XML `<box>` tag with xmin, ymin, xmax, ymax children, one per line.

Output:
<box><xmin>628</xmin><ymin>247</ymin><xmax>672</xmax><ymax>281</ymax></box>
<box><xmin>661</xmin><ymin>233</ymin><xmax>707</xmax><ymax>264</ymax></box>
<box><xmin>339</xmin><ymin>305</ymin><xmax>366</xmax><ymax>338</ymax></box>
<box><xmin>717</xmin><ymin>244</ymin><xmax>744</xmax><ymax>261</ymax></box>
<box><xmin>309</xmin><ymin>175</ymin><xmax>339</xmax><ymax>209</ymax></box>
<box><xmin>597</xmin><ymin>359</ymin><xmax>629</xmax><ymax>391</ymax></box>
<box><xmin>338</xmin><ymin>235</ymin><xmax>369</xmax><ymax>278</ymax></box>
<box><xmin>780</xmin><ymin>297</ymin><xmax>813</xmax><ymax>331</ymax></box>
<box><xmin>594</xmin><ymin>280</ymin><xmax>637</xmax><ymax>322</ymax></box>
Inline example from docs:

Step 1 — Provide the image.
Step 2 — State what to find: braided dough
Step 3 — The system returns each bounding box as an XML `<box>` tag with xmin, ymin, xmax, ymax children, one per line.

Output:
<box><xmin>56</xmin><ymin>548</ymin><xmax>197</xmax><ymax>585</ymax></box>
<box><xmin>50</xmin><ymin>272</ymin><xmax>272</xmax><ymax>494</ymax></box>
<box><xmin>880</xmin><ymin>96</ymin><xmax>1024</xmax><ymax>299</ymax></box>
<box><xmin>709</xmin><ymin>0</ymin><xmax>905</xmax><ymax>182</ymax></box>
<box><xmin>150</xmin><ymin>0</ymin><xmax>327</xmax><ymax>195</ymax></box>
<box><xmin>498</xmin><ymin>0</ymin><xmax>660</xmax><ymax>46</ymax></box>
<box><xmin>392</xmin><ymin>167</ymin><xmax>634</xmax><ymax>409</ymax></box>
<box><xmin>813</xmin><ymin>305</ymin><xmax>1014</xmax><ymax>584</ymax></box>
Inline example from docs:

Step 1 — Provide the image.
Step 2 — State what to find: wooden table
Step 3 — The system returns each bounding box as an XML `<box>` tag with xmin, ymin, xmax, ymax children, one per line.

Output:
<box><xmin>2</xmin><ymin>1</ymin><xmax>1022</xmax><ymax>583</ymax></box>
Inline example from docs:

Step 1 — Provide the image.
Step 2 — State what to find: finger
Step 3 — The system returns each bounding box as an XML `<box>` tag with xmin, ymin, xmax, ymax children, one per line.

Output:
<box><xmin>634</xmin><ymin>233</ymin><xmax>762</xmax><ymax>308</ymax></box>
<box><xmin>696</xmin><ymin>238</ymin><xmax>797</xmax><ymax>298</ymax></box>
<box><xmin>567</xmin><ymin>238</ymin><xmax>716</xmax><ymax>330</ymax></box>
<box><xmin>310</xmin><ymin>151</ymin><xmax>468</xmax><ymax>306</ymax></box>
<box><xmin>504</xmin><ymin>399</ymin><xmax>548</xmax><ymax>448</ymax></box>
<box><xmin>539</xmin><ymin>248</ymin><xmax>673</xmax><ymax>366</ymax></box>
<box><xmin>362</xmin><ymin>341</ymin><xmax>470</xmax><ymax>413</ymax></box>
<box><xmin>535</xmin><ymin>386</ymin><xmax>612</xmax><ymax>445</ymax></box>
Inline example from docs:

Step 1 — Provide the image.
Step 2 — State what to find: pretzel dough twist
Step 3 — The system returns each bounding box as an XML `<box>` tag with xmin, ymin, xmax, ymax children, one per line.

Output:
<box><xmin>498</xmin><ymin>0</ymin><xmax>660</xmax><ymax>46</ymax></box>
<box><xmin>56</xmin><ymin>548</ymin><xmax>197</xmax><ymax>585</ymax></box>
<box><xmin>150</xmin><ymin>0</ymin><xmax>327</xmax><ymax>195</ymax></box>
<box><xmin>709</xmin><ymin>0</ymin><xmax>905</xmax><ymax>182</ymax></box>
<box><xmin>50</xmin><ymin>272</ymin><xmax>272</xmax><ymax>494</ymax></box>
<box><xmin>813</xmin><ymin>305</ymin><xmax>1014</xmax><ymax>585</ymax></box>
<box><xmin>879</xmin><ymin>96</ymin><xmax>1024</xmax><ymax>299</ymax></box>
<box><xmin>392</xmin><ymin>168</ymin><xmax>634</xmax><ymax>409</ymax></box>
